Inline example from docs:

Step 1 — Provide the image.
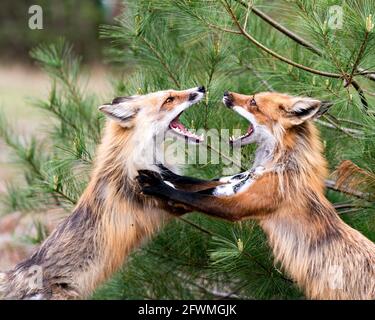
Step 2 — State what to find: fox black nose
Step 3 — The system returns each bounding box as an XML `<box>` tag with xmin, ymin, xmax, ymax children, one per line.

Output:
<box><xmin>189</xmin><ymin>92</ymin><xmax>198</xmax><ymax>101</ymax></box>
<box><xmin>197</xmin><ymin>86</ymin><xmax>205</xmax><ymax>93</ymax></box>
<box><xmin>223</xmin><ymin>91</ymin><xmax>233</xmax><ymax>108</ymax></box>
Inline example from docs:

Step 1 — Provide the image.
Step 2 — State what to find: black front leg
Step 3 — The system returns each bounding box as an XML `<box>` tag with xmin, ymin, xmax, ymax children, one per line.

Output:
<box><xmin>137</xmin><ymin>170</ymin><xmax>193</xmax><ymax>215</ymax></box>
<box><xmin>158</xmin><ymin>164</ymin><xmax>210</xmax><ymax>184</ymax></box>
<box><xmin>138</xmin><ymin>171</ymin><xmax>242</xmax><ymax>222</ymax></box>
<box><xmin>157</xmin><ymin>165</ymin><xmax>222</xmax><ymax>192</ymax></box>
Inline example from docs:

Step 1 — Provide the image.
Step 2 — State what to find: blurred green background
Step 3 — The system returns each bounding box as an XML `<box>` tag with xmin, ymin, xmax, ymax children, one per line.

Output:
<box><xmin>0</xmin><ymin>1</ymin><xmax>120</xmax><ymax>270</ymax></box>
<box><xmin>0</xmin><ymin>0</ymin><xmax>116</xmax><ymax>63</ymax></box>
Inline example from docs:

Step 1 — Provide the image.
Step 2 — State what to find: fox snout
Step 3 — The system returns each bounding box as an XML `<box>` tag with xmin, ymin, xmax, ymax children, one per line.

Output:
<box><xmin>223</xmin><ymin>91</ymin><xmax>234</xmax><ymax>108</ymax></box>
<box><xmin>189</xmin><ymin>86</ymin><xmax>206</xmax><ymax>101</ymax></box>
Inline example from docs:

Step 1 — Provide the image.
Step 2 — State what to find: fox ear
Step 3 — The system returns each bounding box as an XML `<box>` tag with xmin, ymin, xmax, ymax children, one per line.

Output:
<box><xmin>315</xmin><ymin>101</ymin><xmax>333</xmax><ymax>118</ymax></box>
<box><xmin>288</xmin><ymin>98</ymin><xmax>332</xmax><ymax>125</ymax></box>
<box><xmin>99</xmin><ymin>97</ymin><xmax>138</xmax><ymax>127</ymax></box>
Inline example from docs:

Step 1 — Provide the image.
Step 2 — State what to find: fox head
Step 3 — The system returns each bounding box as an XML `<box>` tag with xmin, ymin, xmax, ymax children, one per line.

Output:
<box><xmin>223</xmin><ymin>91</ymin><xmax>332</xmax><ymax>146</ymax></box>
<box><xmin>99</xmin><ymin>86</ymin><xmax>205</xmax><ymax>143</ymax></box>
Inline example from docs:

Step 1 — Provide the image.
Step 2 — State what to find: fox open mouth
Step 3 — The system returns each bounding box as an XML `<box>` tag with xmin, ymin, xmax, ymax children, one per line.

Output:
<box><xmin>169</xmin><ymin>112</ymin><xmax>204</xmax><ymax>143</ymax></box>
<box><xmin>229</xmin><ymin>124</ymin><xmax>254</xmax><ymax>144</ymax></box>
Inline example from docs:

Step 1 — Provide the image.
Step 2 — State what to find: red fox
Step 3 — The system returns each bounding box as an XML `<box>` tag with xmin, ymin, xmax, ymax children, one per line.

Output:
<box><xmin>138</xmin><ymin>91</ymin><xmax>375</xmax><ymax>300</ymax></box>
<box><xmin>0</xmin><ymin>86</ymin><xmax>220</xmax><ymax>299</ymax></box>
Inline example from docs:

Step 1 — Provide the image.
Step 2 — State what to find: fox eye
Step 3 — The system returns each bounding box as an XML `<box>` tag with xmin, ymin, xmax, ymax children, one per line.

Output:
<box><xmin>250</xmin><ymin>98</ymin><xmax>257</xmax><ymax>106</ymax></box>
<box><xmin>165</xmin><ymin>97</ymin><xmax>175</xmax><ymax>104</ymax></box>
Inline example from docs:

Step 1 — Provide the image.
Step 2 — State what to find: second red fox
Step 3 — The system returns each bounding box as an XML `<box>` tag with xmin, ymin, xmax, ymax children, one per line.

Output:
<box><xmin>139</xmin><ymin>90</ymin><xmax>375</xmax><ymax>300</ymax></box>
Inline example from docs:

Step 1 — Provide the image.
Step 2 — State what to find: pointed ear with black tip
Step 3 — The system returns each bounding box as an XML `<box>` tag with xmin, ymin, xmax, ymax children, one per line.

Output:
<box><xmin>288</xmin><ymin>98</ymin><xmax>322</xmax><ymax>125</ymax></box>
<box><xmin>99</xmin><ymin>98</ymin><xmax>139</xmax><ymax>128</ymax></box>
<box><xmin>314</xmin><ymin>101</ymin><xmax>333</xmax><ymax>118</ymax></box>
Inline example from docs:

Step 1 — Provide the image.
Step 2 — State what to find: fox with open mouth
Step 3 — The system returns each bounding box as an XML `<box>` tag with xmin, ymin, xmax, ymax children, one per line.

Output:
<box><xmin>138</xmin><ymin>91</ymin><xmax>375</xmax><ymax>300</ymax></box>
<box><xmin>0</xmin><ymin>86</ymin><xmax>221</xmax><ymax>300</ymax></box>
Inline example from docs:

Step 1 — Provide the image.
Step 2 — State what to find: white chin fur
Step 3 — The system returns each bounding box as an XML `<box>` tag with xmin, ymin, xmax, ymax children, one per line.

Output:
<box><xmin>233</xmin><ymin>106</ymin><xmax>256</xmax><ymax>123</ymax></box>
<box><xmin>230</xmin><ymin>106</ymin><xmax>257</xmax><ymax>145</ymax></box>
<box><xmin>231</xmin><ymin>105</ymin><xmax>276</xmax><ymax>147</ymax></box>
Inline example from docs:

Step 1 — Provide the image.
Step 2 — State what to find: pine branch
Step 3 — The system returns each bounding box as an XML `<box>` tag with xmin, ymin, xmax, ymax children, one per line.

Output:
<box><xmin>350</xmin><ymin>80</ymin><xmax>369</xmax><ymax>111</ymax></box>
<box><xmin>243</xmin><ymin>63</ymin><xmax>275</xmax><ymax>91</ymax></box>
<box><xmin>0</xmin><ymin>117</ymin><xmax>44</xmax><ymax>180</ymax></box>
<box><xmin>0</xmin><ymin>116</ymin><xmax>69</xmax><ymax>209</ymax></box>
<box><xmin>235</xmin><ymin>0</ymin><xmax>323</xmax><ymax>54</ymax></box>
<box><xmin>346</xmin><ymin>31</ymin><xmax>370</xmax><ymax>87</ymax></box>
<box><xmin>203</xmin><ymin>43</ymin><xmax>222</xmax><ymax>129</ymax></box>
<box><xmin>234</xmin><ymin>0</ymin><xmax>375</xmax><ymax>82</ymax></box>
<box><xmin>178</xmin><ymin>217</ymin><xmax>293</xmax><ymax>284</ymax></box>
<box><xmin>172</xmin><ymin>0</ymin><xmax>241</xmax><ymax>35</ymax></box>
<box><xmin>31</xmin><ymin>41</ymin><xmax>102</xmax><ymax>142</ymax></box>
<box><xmin>316</xmin><ymin>118</ymin><xmax>364</xmax><ymax>138</ymax></box>
<box><xmin>233</xmin><ymin>0</ymin><xmax>371</xmax><ymax>111</ymax></box>
<box><xmin>335</xmin><ymin>117</ymin><xmax>371</xmax><ymax>128</ymax></box>
<box><xmin>242</xmin><ymin>0</ymin><xmax>252</xmax><ymax>31</ymax></box>
<box><xmin>325</xmin><ymin>179</ymin><xmax>371</xmax><ymax>201</ymax></box>
<box><xmin>334</xmin><ymin>203</ymin><xmax>373</xmax><ymax>214</ymax></box>
<box><xmin>221</xmin><ymin>0</ymin><xmax>345</xmax><ymax>79</ymax></box>
<box><xmin>362</xmin><ymin>88</ymin><xmax>375</xmax><ymax>97</ymax></box>
<box><xmin>137</xmin><ymin>34</ymin><xmax>181</xmax><ymax>88</ymax></box>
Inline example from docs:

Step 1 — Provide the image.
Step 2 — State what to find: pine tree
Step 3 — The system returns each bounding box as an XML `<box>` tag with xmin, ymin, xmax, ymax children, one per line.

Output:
<box><xmin>1</xmin><ymin>0</ymin><xmax>374</xmax><ymax>299</ymax></box>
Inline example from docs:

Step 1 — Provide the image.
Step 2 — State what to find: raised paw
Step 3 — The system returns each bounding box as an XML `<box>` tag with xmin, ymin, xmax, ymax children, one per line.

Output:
<box><xmin>136</xmin><ymin>170</ymin><xmax>172</xmax><ymax>198</ymax></box>
<box><xmin>136</xmin><ymin>170</ymin><xmax>163</xmax><ymax>188</ymax></box>
<box><xmin>141</xmin><ymin>185</ymin><xmax>165</xmax><ymax>197</ymax></box>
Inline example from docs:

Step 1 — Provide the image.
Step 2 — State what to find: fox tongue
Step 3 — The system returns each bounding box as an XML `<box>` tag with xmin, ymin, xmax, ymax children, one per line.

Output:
<box><xmin>170</xmin><ymin>119</ymin><xmax>185</xmax><ymax>131</ymax></box>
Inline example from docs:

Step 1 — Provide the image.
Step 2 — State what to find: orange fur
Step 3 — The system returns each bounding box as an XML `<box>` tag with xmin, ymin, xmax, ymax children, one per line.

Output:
<box><xmin>227</xmin><ymin>91</ymin><xmax>375</xmax><ymax>299</ymax></box>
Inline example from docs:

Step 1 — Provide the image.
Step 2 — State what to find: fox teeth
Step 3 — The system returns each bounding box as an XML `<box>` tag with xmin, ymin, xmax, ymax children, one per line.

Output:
<box><xmin>172</xmin><ymin>127</ymin><xmax>203</xmax><ymax>141</ymax></box>
<box><xmin>230</xmin><ymin>133</ymin><xmax>250</xmax><ymax>141</ymax></box>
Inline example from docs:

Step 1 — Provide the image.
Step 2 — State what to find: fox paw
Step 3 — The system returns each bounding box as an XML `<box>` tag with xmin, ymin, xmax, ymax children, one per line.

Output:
<box><xmin>137</xmin><ymin>170</ymin><xmax>163</xmax><ymax>186</ymax></box>
<box><xmin>137</xmin><ymin>170</ymin><xmax>170</xmax><ymax>197</ymax></box>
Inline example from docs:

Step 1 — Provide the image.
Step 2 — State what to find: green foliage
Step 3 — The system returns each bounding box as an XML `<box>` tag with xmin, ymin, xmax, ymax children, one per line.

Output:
<box><xmin>94</xmin><ymin>216</ymin><xmax>301</xmax><ymax>299</ymax></box>
<box><xmin>1</xmin><ymin>0</ymin><xmax>375</xmax><ymax>299</ymax></box>
<box><xmin>0</xmin><ymin>0</ymin><xmax>105</xmax><ymax>62</ymax></box>
<box><xmin>0</xmin><ymin>39</ymin><xmax>103</xmax><ymax>213</ymax></box>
